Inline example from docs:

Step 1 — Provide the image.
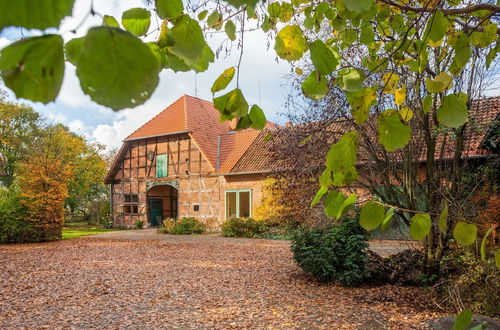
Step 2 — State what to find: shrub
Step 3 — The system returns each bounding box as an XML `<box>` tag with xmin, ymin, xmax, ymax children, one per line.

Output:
<box><xmin>221</xmin><ymin>218</ymin><xmax>268</xmax><ymax>238</ymax></box>
<box><xmin>0</xmin><ymin>186</ymin><xmax>39</xmax><ymax>243</ymax></box>
<box><xmin>436</xmin><ymin>250</ymin><xmax>500</xmax><ymax>317</ymax></box>
<box><xmin>159</xmin><ymin>217</ymin><xmax>206</xmax><ymax>235</ymax></box>
<box><xmin>135</xmin><ymin>220</ymin><xmax>144</xmax><ymax>229</ymax></box>
<box><xmin>290</xmin><ymin>216</ymin><xmax>369</xmax><ymax>286</ymax></box>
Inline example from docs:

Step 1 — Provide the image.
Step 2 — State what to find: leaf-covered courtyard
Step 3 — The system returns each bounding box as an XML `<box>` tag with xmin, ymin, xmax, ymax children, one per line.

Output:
<box><xmin>0</xmin><ymin>230</ymin><xmax>441</xmax><ymax>329</ymax></box>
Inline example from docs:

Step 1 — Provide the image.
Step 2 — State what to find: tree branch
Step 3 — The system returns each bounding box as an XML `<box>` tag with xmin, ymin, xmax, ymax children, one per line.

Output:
<box><xmin>378</xmin><ymin>0</ymin><xmax>500</xmax><ymax>17</ymax></box>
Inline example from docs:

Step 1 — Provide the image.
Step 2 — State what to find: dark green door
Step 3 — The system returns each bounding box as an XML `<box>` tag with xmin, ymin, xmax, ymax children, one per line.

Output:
<box><xmin>149</xmin><ymin>199</ymin><xmax>163</xmax><ymax>227</ymax></box>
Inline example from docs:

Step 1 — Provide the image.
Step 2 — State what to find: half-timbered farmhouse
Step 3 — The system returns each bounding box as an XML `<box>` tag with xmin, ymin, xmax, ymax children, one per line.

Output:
<box><xmin>105</xmin><ymin>95</ymin><xmax>499</xmax><ymax>229</ymax></box>
<box><xmin>105</xmin><ymin>95</ymin><xmax>275</xmax><ymax>228</ymax></box>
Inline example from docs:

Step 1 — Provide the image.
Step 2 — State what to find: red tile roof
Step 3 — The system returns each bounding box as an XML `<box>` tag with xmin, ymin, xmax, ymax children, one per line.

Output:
<box><xmin>105</xmin><ymin>95</ymin><xmax>273</xmax><ymax>182</ymax></box>
<box><xmin>229</xmin><ymin>96</ymin><xmax>500</xmax><ymax>174</ymax></box>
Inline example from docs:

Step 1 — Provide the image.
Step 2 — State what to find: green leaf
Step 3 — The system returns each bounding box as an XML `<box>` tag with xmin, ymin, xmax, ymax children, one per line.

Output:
<box><xmin>425</xmin><ymin>10</ymin><xmax>448</xmax><ymax>43</ymax></box>
<box><xmin>343</xmin><ymin>0</ymin><xmax>374</xmax><ymax>13</ymax></box>
<box><xmin>267</xmin><ymin>2</ymin><xmax>281</xmax><ymax>18</ymax></box>
<box><xmin>325</xmin><ymin>131</ymin><xmax>359</xmax><ymax>187</ymax></box>
<box><xmin>346</xmin><ymin>87</ymin><xmax>377</xmax><ymax>125</ymax></box>
<box><xmin>360</xmin><ymin>201</ymin><xmax>385</xmax><ymax>231</ymax></box>
<box><xmin>198</xmin><ymin>10</ymin><xmax>208</xmax><ymax>20</ymax></box>
<box><xmin>319</xmin><ymin>169</ymin><xmax>334</xmax><ymax>187</ymax></box>
<box><xmin>423</xmin><ymin>94</ymin><xmax>432</xmax><ymax>114</ymax></box>
<box><xmin>480</xmin><ymin>228</ymin><xmax>493</xmax><ymax>261</ymax></box>
<box><xmin>311</xmin><ymin>186</ymin><xmax>328</xmax><ymax>206</ymax></box>
<box><xmin>337</xmin><ymin>193</ymin><xmax>357</xmax><ymax>219</ymax></box>
<box><xmin>65</xmin><ymin>37</ymin><xmax>83</xmax><ymax>66</ymax></box>
<box><xmin>0</xmin><ymin>0</ymin><xmax>74</xmax><ymax>31</ymax></box>
<box><xmin>377</xmin><ymin>110</ymin><xmax>411</xmax><ymax>152</ymax></box>
<box><xmin>0</xmin><ymin>35</ymin><xmax>64</xmax><ymax>104</ymax></box>
<box><xmin>225</xmin><ymin>21</ymin><xmax>237</xmax><ymax>41</ymax></box>
<box><xmin>207</xmin><ymin>11</ymin><xmax>223</xmax><ymax>30</ymax></box>
<box><xmin>122</xmin><ymin>8</ymin><xmax>151</xmax><ymax>37</ymax></box>
<box><xmin>163</xmin><ymin>49</ymin><xmax>190</xmax><ymax>72</ymax></box>
<box><xmin>279</xmin><ymin>2</ymin><xmax>294</xmax><ymax>22</ymax></box>
<box><xmin>437</xmin><ymin>94</ymin><xmax>468</xmax><ymax>128</ymax></box>
<box><xmin>211</xmin><ymin>67</ymin><xmax>236</xmax><ymax>94</ymax></box>
<box><xmin>73</xmin><ymin>27</ymin><xmax>160</xmax><ymax>110</ymax></box>
<box><xmin>426</xmin><ymin>72</ymin><xmax>453</xmax><ymax>94</ymax></box>
<box><xmin>438</xmin><ymin>203</ymin><xmax>448</xmax><ymax>235</ymax></box>
<box><xmin>360</xmin><ymin>23</ymin><xmax>375</xmax><ymax>45</ymax></box>
<box><xmin>222</xmin><ymin>0</ymin><xmax>261</xmax><ymax>8</ymax></box>
<box><xmin>169</xmin><ymin>15</ymin><xmax>206</xmax><ymax>61</ymax></box>
<box><xmin>409</xmin><ymin>213</ymin><xmax>431</xmax><ymax>241</ymax></box>
<box><xmin>181</xmin><ymin>43</ymin><xmax>214</xmax><ymax>73</ymax></box>
<box><xmin>213</xmin><ymin>88</ymin><xmax>248</xmax><ymax>121</ymax></box>
<box><xmin>102</xmin><ymin>15</ymin><xmax>119</xmax><ymax>27</ymax></box>
<box><xmin>454</xmin><ymin>309</ymin><xmax>473</xmax><ymax>330</ymax></box>
<box><xmin>309</xmin><ymin>40</ymin><xmax>340</xmax><ymax>75</ymax></box>
<box><xmin>324</xmin><ymin>190</ymin><xmax>346</xmax><ymax>218</ymax></box>
<box><xmin>302</xmin><ymin>70</ymin><xmax>328</xmax><ymax>100</ymax></box>
<box><xmin>274</xmin><ymin>25</ymin><xmax>308</xmax><ymax>61</ymax></box>
<box><xmin>337</xmin><ymin>69</ymin><xmax>363</xmax><ymax>92</ymax></box>
<box><xmin>486</xmin><ymin>46</ymin><xmax>499</xmax><ymax>69</ymax></box>
<box><xmin>249</xmin><ymin>105</ymin><xmax>266</xmax><ymax>130</ymax></box>
<box><xmin>471</xmin><ymin>23</ymin><xmax>497</xmax><ymax>48</ymax></box>
<box><xmin>380</xmin><ymin>208</ymin><xmax>395</xmax><ymax>232</ymax></box>
<box><xmin>156</xmin><ymin>0</ymin><xmax>183</xmax><ymax>19</ymax></box>
<box><xmin>324</xmin><ymin>191</ymin><xmax>357</xmax><ymax>219</ymax></box>
<box><xmin>452</xmin><ymin>33</ymin><xmax>471</xmax><ymax>70</ymax></box>
<box><xmin>235</xmin><ymin>115</ymin><xmax>252</xmax><ymax>130</ymax></box>
<box><xmin>495</xmin><ymin>249</ymin><xmax>500</xmax><ymax>269</ymax></box>
<box><xmin>453</xmin><ymin>222</ymin><xmax>477</xmax><ymax>246</ymax></box>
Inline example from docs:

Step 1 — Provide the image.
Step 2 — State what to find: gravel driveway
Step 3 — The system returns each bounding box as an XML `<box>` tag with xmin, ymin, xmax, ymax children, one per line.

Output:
<box><xmin>0</xmin><ymin>230</ymin><xmax>440</xmax><ymax>329</ymax></box>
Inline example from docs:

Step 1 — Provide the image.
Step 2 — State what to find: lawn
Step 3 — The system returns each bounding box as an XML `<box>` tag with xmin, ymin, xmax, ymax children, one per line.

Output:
<box><xmin>62</xmin><ymin>222</ymin><xmax>119</xmax><ymax>240</ymax></box>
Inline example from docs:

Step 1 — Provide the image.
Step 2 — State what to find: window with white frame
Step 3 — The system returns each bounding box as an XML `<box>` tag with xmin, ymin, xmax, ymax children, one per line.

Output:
<box><xmin>225</xmin><ymin>189</ymin><xmax>251</xmax><ymax>219</ymax></box>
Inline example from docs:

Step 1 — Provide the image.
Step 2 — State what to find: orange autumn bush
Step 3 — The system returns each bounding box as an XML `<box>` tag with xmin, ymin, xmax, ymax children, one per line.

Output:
<box><xmin>17</xmin><ymin>125</ymin><xmax>82</xmax><ymax>241</ymax></box>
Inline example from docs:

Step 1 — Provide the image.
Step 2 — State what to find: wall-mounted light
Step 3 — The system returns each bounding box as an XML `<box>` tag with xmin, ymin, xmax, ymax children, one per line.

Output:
<box><xmin>147</xmin><ymin>151</ymin><xmax>155</xmax><ymax>161</ymax></box>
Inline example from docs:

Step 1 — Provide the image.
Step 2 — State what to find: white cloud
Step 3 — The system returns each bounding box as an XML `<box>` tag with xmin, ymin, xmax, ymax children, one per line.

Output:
<box><xmin>8</xmin><ymin>0</ymin><xmax>293</xmax><ymax>151</ymax></box>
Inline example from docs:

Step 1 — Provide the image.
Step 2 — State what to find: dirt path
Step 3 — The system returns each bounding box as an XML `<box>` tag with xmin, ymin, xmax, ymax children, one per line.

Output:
<box><xmin>0</xmin><ymin>231</ymin><xmax>441</xmax><ymax>329</ymax></box>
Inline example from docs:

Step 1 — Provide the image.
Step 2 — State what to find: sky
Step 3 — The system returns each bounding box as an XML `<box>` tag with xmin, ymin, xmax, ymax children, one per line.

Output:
<box><xmin>0</xmin><ymin>0</ymin><xmax>292</xmax><ymax>150</ymax></box>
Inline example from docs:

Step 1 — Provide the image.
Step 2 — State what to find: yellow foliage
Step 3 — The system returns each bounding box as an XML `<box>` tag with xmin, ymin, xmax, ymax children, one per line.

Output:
<box><xmin>17</xmin><ymin>125</ymin><xmax>81</xmax><ymax>240</ymax></box>
<box><xmin>254</xmin><ymin>177</ymin><xmax>290</xmax><ymax>223</ymax></box>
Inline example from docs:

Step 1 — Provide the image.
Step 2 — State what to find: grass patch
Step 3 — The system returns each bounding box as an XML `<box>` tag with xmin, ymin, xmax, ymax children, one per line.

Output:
<box><xmin>62</xmin><ymin>226</ymin><xmax>118</xmax><ymax>240</ymax></box>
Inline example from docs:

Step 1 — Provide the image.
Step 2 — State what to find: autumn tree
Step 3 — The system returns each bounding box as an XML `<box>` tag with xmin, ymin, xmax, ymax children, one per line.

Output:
<box><xmin>17</xmin><ymin>124</ymin><xmax>100</xmax><ymax>240</ymax></box>
<box><xmin>0</xmin><ymin>0</ymin><xmax>498</xmax><ymax>266</ymax></box>
<box><xmin>0</xmin><ymin>92</ymin><xmax>40</xmax><ymax>187</ymax></box>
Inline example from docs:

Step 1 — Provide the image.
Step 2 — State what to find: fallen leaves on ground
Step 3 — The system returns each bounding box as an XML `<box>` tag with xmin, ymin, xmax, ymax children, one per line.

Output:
<box><xmin>0</xmin><ymin>231</ymin><xmax>443</xmax><ymax>329</ymax></box>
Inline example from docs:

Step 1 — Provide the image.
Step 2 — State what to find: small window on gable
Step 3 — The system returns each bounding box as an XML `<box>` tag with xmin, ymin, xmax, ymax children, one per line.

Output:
<box><xmin>193</xmin><ymin>204</ymin><xmax>200</xmax><ymax>212</ymax></box>
<box><xmin>156</xmin><ymin>154</ymin><xmax>168</xmax><ymax>178</ymax></box>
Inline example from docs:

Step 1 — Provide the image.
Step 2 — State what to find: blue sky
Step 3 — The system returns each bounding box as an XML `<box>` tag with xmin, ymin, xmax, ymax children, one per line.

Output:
<box><xmin>0</xmin><ymin>0</ymin><xmax>291</xmax><ymax>150</ymax></box>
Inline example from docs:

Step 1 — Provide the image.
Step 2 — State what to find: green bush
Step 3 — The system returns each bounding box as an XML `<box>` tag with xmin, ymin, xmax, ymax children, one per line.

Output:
<box><xmin>0</xmin><ymin>186</ymin><xmax>39</xmax><ymax>243</ymax></box>
<box><xmin>221</xmin><ymin>218</ymin><xmax>268</xmax><ymax>238</ymax></box>
<box><xmin>134</xmin><ymin>220</ymin><xmax>144</xmax><ymax>229</ymax></box>
<box><xmin>290</xmin><ymin>216</ymin><xmax>369</xmax><ymax>286</ymax></box>
<box><xmin>159</xmin><ymin>217</ymin><xmax>206</xmax><ymax>235</ymax></box>
<box><xmin>437</xmin><ymin>250</ymin><xmax>500</xmax><ymax>317</ymax></box>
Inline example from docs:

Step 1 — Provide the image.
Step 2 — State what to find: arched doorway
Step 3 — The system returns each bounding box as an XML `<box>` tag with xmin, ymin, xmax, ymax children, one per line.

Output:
<box><xmin>147</xmin><ymin>184</ymin><xmax>178</xmax><ymax>226</ymax></box>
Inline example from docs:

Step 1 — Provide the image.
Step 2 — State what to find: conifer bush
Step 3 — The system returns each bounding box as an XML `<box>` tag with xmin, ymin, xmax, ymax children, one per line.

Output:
<box><xmin>290</xmin><ymin>216</ymin><xmax>369</xmax><ymax>286</ymax></box>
